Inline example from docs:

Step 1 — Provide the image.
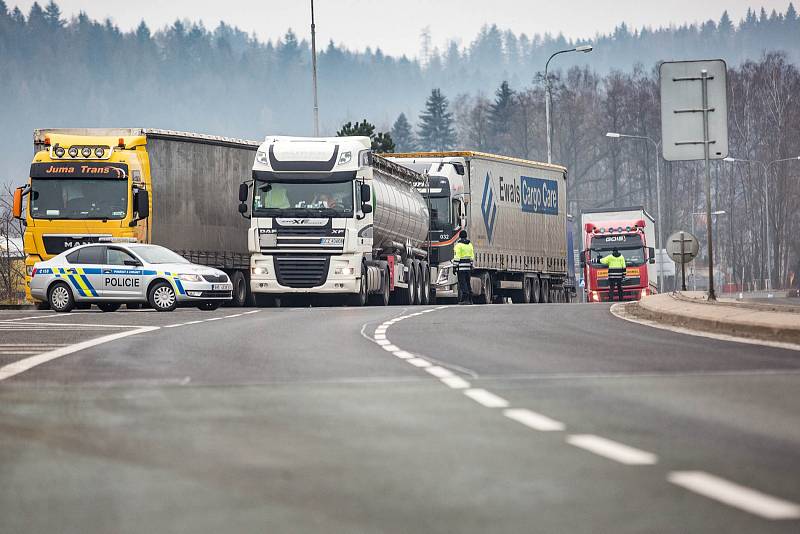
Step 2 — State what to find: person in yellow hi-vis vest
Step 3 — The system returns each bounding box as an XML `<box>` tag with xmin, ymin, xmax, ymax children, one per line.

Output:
<box><xmin>600</xmin><ymin>248</ymin><xmax>627</xmax><ymax>301</ymax></box>
<box><xmin>453</xmin><ymin>230</ymin><xmax>475</xmax><ymax>304</ymax></box>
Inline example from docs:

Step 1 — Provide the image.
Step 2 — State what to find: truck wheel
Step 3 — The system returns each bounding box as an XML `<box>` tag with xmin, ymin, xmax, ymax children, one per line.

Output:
<box><xmin>420</xmin><ymin>262</ymin><xmax>430</xmax><ymax>305</ymax></box>
<box><xmin>530</xmin><ymin>277</ymin><xmax>541</xmax><ymax>303</ymax></box>
<box><xmin>476</xmin><ymin>272</ymin><xmax>492</xmax><ymax>304</ymax></box>
<box><xmin>370</xmin><ymin>268</ymin><xmax>391</xmax><ymax>306</ymax></box>
<box><xmin>512</xmin><ymin>278</ymin><xmax>531</xmax><ymax>304</ymax></box>
<box><xmin>97</xmin><ymin>303</ymin><xmax>121</xmax><ymax>313</ymax></box>
<box><xmin>148</xmin><ymin>281</ymin><xmax>177</xmax><ymax>312</ymax></box>
<box><xmin>229</xmin><ymin>271</ymin><xmax>247</xmax><ymax>307</ymax></box>
<box><xmin>540</xmin><ymin>279</ymin><xmax>551</xmax><ymax>303</ymax></box>
<box><xmin>401</xmin><ymin>263</ymin><xmax>416</xmax><ymax>305</ymax></box>
<box><xmin>413</xmin><ymin>261</ymin><xmax>423</xmax><ymax>305</ymax></box>
<box><xmin>48</xmin><ymin>282</ymin><xmax>74</xmax><ymax>313</ymax></box>
<box><xmin>349</xmin><ymin>264</ymin><xmax>368</xmax><ymax>306</ymax></box>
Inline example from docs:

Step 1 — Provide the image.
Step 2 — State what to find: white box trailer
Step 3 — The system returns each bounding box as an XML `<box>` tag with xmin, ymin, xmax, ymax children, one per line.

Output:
<box><xmin>389</xmin><ymin>152</ymin><xmax>570</xmax><ymax>303</ymax></box>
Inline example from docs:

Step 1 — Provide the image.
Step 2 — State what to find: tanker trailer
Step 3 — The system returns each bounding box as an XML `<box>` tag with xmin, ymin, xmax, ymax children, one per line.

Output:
<box><xmin>239</xmin><ymin>136</ymin><xmax>431</xmax><ymax>306</ymax></box>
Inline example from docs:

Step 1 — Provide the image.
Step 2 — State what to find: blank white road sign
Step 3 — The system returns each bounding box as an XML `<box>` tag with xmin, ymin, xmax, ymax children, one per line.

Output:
<box><xmin>660</xmin><ymin>60</ymin><xmax>728</xmax><ymax>162</ymax></box>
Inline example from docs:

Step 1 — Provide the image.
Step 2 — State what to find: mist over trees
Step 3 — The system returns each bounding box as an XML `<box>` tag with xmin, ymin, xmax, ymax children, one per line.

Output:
<box><xmin>1</xmin><ymin>2</ymin><xmax>800</xmax><ymax>287</ymax></box>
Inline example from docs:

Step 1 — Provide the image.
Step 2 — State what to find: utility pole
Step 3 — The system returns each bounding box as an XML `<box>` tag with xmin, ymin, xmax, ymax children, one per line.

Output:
<box><xmin>310</xmin><ymin>0</ymin><xmax>320</xmax><ymax>136</ymax></box>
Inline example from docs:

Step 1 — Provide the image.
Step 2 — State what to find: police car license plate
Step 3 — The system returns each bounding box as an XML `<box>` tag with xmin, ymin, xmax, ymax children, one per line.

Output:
<box><xmin>212</xmin><ymin>283</ymin><xmax>232</xmax><ymax>291</ymax></box>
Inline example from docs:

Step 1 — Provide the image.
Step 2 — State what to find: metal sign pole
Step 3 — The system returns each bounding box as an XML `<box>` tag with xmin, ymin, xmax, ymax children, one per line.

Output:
<box><xmin>680</xmin><ymin>231</ymin><xmax>687</xmax><ymax>291</ymax></box>
<box><xmin>701</xmin><ymin>69</ymin><xmax>716</xmax><ymax>300</ymax></box>
<box><xmin>310</xmin><ymin>0</ymin><xmax>320</xmax><ymax>136</ymax></box>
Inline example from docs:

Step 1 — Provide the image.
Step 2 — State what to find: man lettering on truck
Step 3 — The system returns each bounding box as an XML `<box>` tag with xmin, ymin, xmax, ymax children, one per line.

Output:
<box><xmin>600</xmin><ymin>248</ymin><xmax>626</xmax><ymax>301</ymax></box>
<box><xmin>454</xmin><ymin>230</ymin><xmax>475</xmax><ymax>305</ymax></box>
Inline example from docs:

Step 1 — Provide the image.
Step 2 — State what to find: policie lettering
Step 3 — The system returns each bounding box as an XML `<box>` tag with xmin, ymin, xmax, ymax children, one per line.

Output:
<box><xmin>105</xmin><ymin>277</ymin><xmax>140</xmax><ymax>287</ymax></box>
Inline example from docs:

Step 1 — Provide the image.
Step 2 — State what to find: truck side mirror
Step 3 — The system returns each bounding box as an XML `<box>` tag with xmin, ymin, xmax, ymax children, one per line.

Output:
<box><xmin>360</xmin><ymin>183</ymin><xmax>371</xmax><ymax>203</ymax></box>
<box><xmin>238</xmin><ymin>203</ymin><xmax>248</xmax><ymax>214</ymax></box>
<box><xmin>135</xmin><ymin>189</ymin><xmax>149</xmax><ymax>219</ymax></box>
<box><xmin>239</xmin><ymin>183</ymin><xmax>249</xmax><ymax>202</ymax></box>
<box><xmin>648</xmin><ymin>247</ymin><xmax>656</xmax><ymax>264</ymax></box>
<box><xmin>361</xmin><ymin>203</ymin><xmax>373</xmax><ymax>214</ymax></box>
<box><xmin>12</xmin><ymin>187</ymin><xmax>23</xmax><ymax>219</ymax></box>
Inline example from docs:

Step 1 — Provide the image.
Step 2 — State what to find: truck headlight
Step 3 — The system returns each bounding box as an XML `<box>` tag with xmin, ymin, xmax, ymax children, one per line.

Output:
<box><xmin>54</xmin><ymin>146</ymin><xmax>65</xmax><ymax>158</ymax></box>
<box><xmin>436</xmin><ymin>266</ymin><xmax>451</xmax><ymax>284</ymax></box>
<box><xmin>81</xmin><ymin>147</ymin><xmax>92</xmax><ymax>157</ymax></box>
<box><xmin>335</xmin><ymin>267</ymin><xmax>354</xmax><ymax>275</ymax></box>
<box><xmin>252</xmin><ymin>266</ymin><xmax>269</xmax><ymax>275</ymax></box>
<box><xmin>255</xmin><ymin>150</ymin><xmax>269</xmax><ymax>165</ymax></box>
<box><xmin>338</xmin><ymin>151</ymin><xmax>352</xmax><ymax>165</ymax></box>
<box><xmin>68</xmin><ymin>147</ymin><xmax>78</xmax><ymax>158</ymax></box>
<box><xmin>177</xmin><ymin>273</ymin><xmax>203</xmax><ymax>282</ymax></box>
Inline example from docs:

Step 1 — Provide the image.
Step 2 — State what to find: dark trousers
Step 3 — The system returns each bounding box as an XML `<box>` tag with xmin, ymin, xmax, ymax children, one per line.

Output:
<box><xmin>608</xmin><ymin>279</ymin><xmax>624</xmax><ymax>301</ymax></box>
<box><xmin>458</xmin><ymin>270</ymin><xmax>472</xmax><ymax>303</ymax></box>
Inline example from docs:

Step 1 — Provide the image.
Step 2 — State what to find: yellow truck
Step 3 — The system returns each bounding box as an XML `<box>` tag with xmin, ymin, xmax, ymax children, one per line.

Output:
<box><xmin>13</xmin><ymin>128</ymin><xmax>259</xmax><ymax>307</ymax></box>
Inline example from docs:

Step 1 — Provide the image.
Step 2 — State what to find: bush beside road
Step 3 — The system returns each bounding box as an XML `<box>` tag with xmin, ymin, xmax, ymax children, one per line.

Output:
<box><xmin>622</xmin><ymin>292</ymin><xmax>800</xmax><ymax>345</ymax></box>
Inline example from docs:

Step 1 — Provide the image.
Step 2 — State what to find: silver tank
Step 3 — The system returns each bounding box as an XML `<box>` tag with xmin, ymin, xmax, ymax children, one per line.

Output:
<box><xmin>371</xmin><ymin>156</ymin><xmax>429</xmax><ymax>252</ymax></box>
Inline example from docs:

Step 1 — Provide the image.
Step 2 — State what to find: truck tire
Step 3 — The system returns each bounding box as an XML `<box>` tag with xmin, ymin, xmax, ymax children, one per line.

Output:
<box><xmin>529</xmin><ymin>277</ymin><xmax>540</xmax><ymax>303</ymax></box>
<box><xmin>420</xmin><ymin>262</ymin><xmax>430</xmax><ymax>305</ymax></box>
<box><xmin>48</xmin><ymin>282</ymin><xmax>74</xmax><ymax>313</ymax></box>
<box><xmin>538</xmin><ymin>279</ymin><xmax>549</xmax><ymax>303</ymax></box>
<box><xmin>475</xmin><ymin>272</ymin><xmax>492</xmax><ymax>304</ymax></box>
<box><xmin>349</xmin><ymin>264</ymin><xmax>368</xmax><ymax>306</ymax></box>
<box><xmin>230</xmin><ymin>271</ymin><xmax>247</xmax><ymax>307</ymax></box>
<box><xmin>413</xmin><ymin>261</ymin><xmax>423</xmax><ymax>305</ymax></box>
<box><xmin>399</xmin><ymin>262</ymin><xmax>415</xmax><ymax>305</ymax></box>
<box><xmin>511</xmin><ymin>277</ymin><xmax>531</xmax><ymax>304</ymax></box>
<box><xmin>369</xmin><ymin>268</ymin><xmax>391</xmax><ymax>306</ymax></box>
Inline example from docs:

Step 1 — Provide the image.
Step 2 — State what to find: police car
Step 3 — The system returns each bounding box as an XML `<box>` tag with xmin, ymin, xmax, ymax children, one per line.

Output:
<box><xmin>30</xmin><ymin>243</ymin><xmax>233</xmax><ymax>312</ymax></box>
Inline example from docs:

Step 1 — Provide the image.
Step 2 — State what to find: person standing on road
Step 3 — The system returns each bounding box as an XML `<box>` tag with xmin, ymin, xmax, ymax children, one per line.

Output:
<box><xmin>454</xmin><ymin>230</ymin><xmax>475</xmax><ymax>304</ymax></box>
<box><xmin>600</xmin><ymin>248</ymin><xmax>626</xmax><ymax>301</ymax></box>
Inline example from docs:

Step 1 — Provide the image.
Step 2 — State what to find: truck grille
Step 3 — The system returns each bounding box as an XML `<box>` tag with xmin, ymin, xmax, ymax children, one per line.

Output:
<box><xmin>42</xmin><ymin>235</ymin><xmax>109</xmax><ymax>255</ymax></box>
<box><xmin>274</xmin><ymin>256</ymin><xmax>330</xmax><ymax>288</ymax></box>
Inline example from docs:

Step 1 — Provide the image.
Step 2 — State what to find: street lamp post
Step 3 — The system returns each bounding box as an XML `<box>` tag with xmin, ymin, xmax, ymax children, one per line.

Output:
<box><xmin>605</xmin><ymin>132</ymin><xmax>664</xmax><ymax>294</ymax></box>
<box><xmin>723</xmin><ymin>155</ymin><xmax>800</xmax><ymax>289</ymax></box>
<box><xmin>310</xmin><ymin>0</ymin><xmax>320</xmax><ymax>136</ymax></box>
<box><xmin>545</xmin><ymin>45</ymin><xmax>593</xmax><ymax>164</ymax></box>
<box><xmin>691</xmin><ymin>210</ymin><xmax>726</xmax><ymax>291</ymax></box>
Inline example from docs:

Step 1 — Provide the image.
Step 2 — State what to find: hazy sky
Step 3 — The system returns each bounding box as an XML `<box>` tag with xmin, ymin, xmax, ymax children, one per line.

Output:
<box><xmin>11</xmin><ymin>1</ymin><xmax>793</xmax><ymax>56</ymax></box>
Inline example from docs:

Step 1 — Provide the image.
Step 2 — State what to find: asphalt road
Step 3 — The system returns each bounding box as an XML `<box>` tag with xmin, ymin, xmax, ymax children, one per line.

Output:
<box><xmin>0</xmin><ymin>302</ymin><xmax>798</xmax><ymax>533</ymax></box>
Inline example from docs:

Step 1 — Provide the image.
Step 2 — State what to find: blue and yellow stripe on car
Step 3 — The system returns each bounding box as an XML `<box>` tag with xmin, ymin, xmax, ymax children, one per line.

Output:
<box><xmin>54</xmin><ymin>267</ymin><xmax>98</xmax><ymax>297</ymax></box>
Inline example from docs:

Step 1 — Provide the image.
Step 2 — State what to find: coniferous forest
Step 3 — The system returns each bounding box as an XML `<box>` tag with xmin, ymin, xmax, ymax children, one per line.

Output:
<box><xmin>2</xmin><ymin>2</ymin><xmax>800</xmax><ymax>288</ymax></box>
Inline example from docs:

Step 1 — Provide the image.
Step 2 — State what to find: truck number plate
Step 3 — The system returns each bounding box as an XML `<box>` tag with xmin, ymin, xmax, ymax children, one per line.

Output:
<box><xmin>320</xmin><ymin>237</ymin><xmax>344</xmax><ymax>246</ymax></box>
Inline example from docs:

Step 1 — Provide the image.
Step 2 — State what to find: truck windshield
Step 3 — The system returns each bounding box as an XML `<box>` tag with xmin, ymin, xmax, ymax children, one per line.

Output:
<box><xmin>30</xmin><ymin>179</ymin><xmax>128</xmax><ymax>220</ymax></box>
<box><xmin>590</xmin><ymin>235</ymin><xmax>645</xmax><ymax>266</ymax></box>
<box><xmin>252</xmin><ymin>180</ymin><xmax>354</xmax><ymax>217</ymax></box>
<box><xmin>429</xmin><ymin>196</ymin><xmax>450</xmax><ymax>232</ymax></box>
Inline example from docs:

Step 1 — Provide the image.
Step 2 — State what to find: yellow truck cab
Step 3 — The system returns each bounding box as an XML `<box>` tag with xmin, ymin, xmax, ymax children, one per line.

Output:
<box><xmin>14</xmin><ymin>128</ymin><xmax>259</xmax><ymax>307</ymax></box>
<box><xmin>14</xmin><ymin>131</ymin><xmax>151</xmax><ymax>302</ymax></box>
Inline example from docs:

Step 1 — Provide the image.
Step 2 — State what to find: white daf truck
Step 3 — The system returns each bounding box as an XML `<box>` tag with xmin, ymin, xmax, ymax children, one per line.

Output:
<box><xmin>238</xmin><ymin>136</ymin><xmax>431</xmax><ymax>306</ymax></box>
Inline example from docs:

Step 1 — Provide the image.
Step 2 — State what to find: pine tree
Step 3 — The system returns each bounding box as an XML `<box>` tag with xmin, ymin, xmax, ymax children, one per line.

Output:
<box><xmin>43</xmin><ymin>0</ymin><xmax>62</xmax><ymax>28</ymax></box>
<box><xmin>372</xmin><ymin>132</ymin><xmax>395</xmax><ymax>153</ymax></box>
<box><xmin>417</xmin><ymin>89</ymin><xmax>456</xmax><ymax>151</ymax></box>
<box><xmin>391</xmin><ymin>113</ymin><xmax>416</xmax><ymax>152</ymax></box>
<box><xmin>337</xmin><ymin>120</ymin><xmax>375</xmax><ymax>138</ymax></box>
<box><xmin>718</xmin><ymin>11</ymin><xmax>733</xmax><ymax>34</ymax></box>
<box><xmin>787</xmin><ymin>3</ymin><xmax>797</xmax><ymax>23</ymax></box>
<box><xmin>488</xmin><ymin>81</ymin><xmax>516</xmax><ymax>150</ymax></box>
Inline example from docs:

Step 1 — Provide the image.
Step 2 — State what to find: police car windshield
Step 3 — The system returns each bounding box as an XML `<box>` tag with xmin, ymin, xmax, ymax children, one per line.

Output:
<box><xmin>131</xmin><ymin>246</ymin><xmax>189</xmax><ymax>264</ymax></box>
<box><xmin>30</xmin><ymin>179</ymin><xmax>127</xmax><ymax>220</ymax></box>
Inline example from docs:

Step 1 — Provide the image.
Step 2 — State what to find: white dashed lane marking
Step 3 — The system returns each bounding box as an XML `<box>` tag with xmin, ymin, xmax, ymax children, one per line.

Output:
<box><xmin>567</xmin><ymin>434</ymin><xmax>658</xmax><ymax>465</ymax></box>
<box><xmin>668</xmin><ymin>471</ymin><xmax>800</xmax><ymax>520</ymax></box>
<box><xmin>366</xmin><ymin>306</ymin><xmax>798</xmax><ymax>521</ymax></box>
<box><xmin>504</xmin><ymin>408</ymin><xmax>565</xmax><ymax>432</ymax></box>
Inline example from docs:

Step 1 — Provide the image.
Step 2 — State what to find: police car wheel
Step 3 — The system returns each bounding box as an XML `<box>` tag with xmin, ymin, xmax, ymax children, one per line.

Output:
<box><xmin>48</xmin><ymin>282</ymin><xmax>74</xmax><ymax>313</ymax></box>
<box><xmin>149</xmin><ymin>282</ymin><xmax>177</xmax><ymax>312</ymax></box>
<box><xmin>97</xmin><ymin>303</ymin><xmax>121</xmax><ymax>312</ymax></box>
<box><xmin>197</xmin><ymin>301</ymin><xmax>221</xmax><ymax>311</ymax></box>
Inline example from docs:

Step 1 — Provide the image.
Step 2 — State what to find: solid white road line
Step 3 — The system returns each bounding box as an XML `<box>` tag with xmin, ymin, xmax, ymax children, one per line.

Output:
<box><xmin>164</xmin><ymin>323</ymin><xmax>185</xmax><ymax>328</ymax></box>
<box><xmin>463</xmin><ymin>388</ymin><xmax>509</xmax><ymax>408</ymax></box>
<box><xmin>567</xmin><ymin>434</ymin><xmax>658</xmax><ymax>465</ymax></box>
<box><xmin>668</xmin><ymin>471</ymin><xmax>800</xmax><ymax>520</ymax></box>
<box><xmin>243</xmin><ymin>310</ymin><xmax>260</xmax><ymax>315</ymax></box>
<box><xmin>0</xmin><ymin>326</ymin><xmax>159</xmax><ymax>381</ymax></box>
<box><xmin>441</xmin><ymin>376</ymin><xmax>471</xmax><ymax>389</ymax></box>
<box><xmin>393</xmin><ymin>350</ymin><xmax>414</xmax><ymax>359</ymax></box>
<box><xmin>503</xmin><ymin>408</ymin><xmax>566</xmax><ymax>431</ymax></box>
<box><xmin>407</xmin><ymin>357</ymin><xmax>431</xmax><ymax>368</ymax></box>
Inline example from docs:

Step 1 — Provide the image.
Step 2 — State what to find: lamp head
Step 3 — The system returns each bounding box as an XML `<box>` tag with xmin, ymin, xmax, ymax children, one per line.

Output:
<box><xmin>576</xmin><ymin>45</ymin><xmax>593</xmax><ymax>53</ymax></box>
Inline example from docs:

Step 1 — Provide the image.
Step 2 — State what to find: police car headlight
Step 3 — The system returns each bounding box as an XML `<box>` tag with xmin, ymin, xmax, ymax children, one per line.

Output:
<box><xmin>177</xmin><ymin>273</ymin><xmax>203</xmax><ymax>282</ymax></box>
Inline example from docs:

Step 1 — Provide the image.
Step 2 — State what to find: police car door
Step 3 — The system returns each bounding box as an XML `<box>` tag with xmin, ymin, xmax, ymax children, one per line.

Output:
<box><xmin>103</xmin><ymin>247</ymin><xmax>144</xmax><ymax>299</ymax></box>
<box><xmin>64</xmin><ymin>245</ymin><xmax>105</xmax><ymax>299</ymax></box>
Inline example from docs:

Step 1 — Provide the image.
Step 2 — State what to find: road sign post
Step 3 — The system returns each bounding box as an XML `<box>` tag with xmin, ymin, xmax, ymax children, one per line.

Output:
<box><xmin>660</xmin><ymin>60</ymin><xmax>728</xmax><ymax>300</ymax></box>
<box><xmin>667</xmin><ymin>231</ymin><xmax>699</xmax><ymax>292</ymax></box>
